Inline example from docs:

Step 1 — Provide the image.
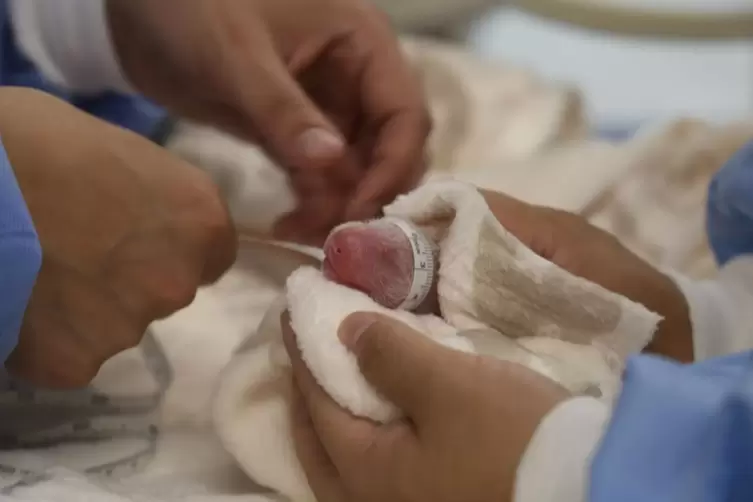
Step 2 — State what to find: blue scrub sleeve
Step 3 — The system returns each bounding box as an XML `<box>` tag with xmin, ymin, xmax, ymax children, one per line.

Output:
<box><xmin>590</xmin><ymin>352</ymin><xmax>753</xmax><ymax>502</ymax></box>
<box><xmin>707</xmin><ymin>140</ymin><xmax>753</xmax><ymax>266</ymax></box>
<box><xmin>0</xmin><ymin>137</ymin><xmax>41</xmax><ymax>363</ymax></box>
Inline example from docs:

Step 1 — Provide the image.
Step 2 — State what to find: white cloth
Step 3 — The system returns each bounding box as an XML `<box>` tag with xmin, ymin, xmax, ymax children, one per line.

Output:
<box><xmin>515</xmin><ymin>397</ymin><xmax>610</xmax><ymax>502</ymax></box>
<box><xmin>9</xmin><ymin>0</ymin><xmax>133</xmax><ymax>94</ymax></box>
<box><xmin>670</xmin><ymin>255</ymin><xmax>753</xmax><ymax>361</ymax></box>
<box><xmin>213</xmin><ymin>180</ymin><xmax>661</xmax><ymax>502</ymax></box>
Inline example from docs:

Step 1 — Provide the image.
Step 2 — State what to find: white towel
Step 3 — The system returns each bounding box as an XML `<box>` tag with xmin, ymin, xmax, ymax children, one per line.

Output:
<box><xmin>213</xmin><ymin>180</ymin><xmax>661</xmax><ymax>502</ymax></box>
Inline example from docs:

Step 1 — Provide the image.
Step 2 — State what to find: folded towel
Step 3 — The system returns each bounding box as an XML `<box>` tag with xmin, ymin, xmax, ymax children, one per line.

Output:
<box><xmin>213</xmin><ymin>180</ymin><xmax>661</xmax><ymax>502</ymax></box>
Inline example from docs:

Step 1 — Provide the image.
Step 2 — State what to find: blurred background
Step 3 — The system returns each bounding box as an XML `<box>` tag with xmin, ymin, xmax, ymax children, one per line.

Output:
<box><xmin>374</xmin><ymin>0</ymin><xmax>753</xmax><ymax>138</ymax></box>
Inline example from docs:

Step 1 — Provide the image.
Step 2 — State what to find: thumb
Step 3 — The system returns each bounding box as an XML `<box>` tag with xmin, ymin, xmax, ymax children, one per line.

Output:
<box><xmin>339</xmin><ymin>312</ymin><xmax>454</xmax><ymax>423</ymax></box>
<box><xmin>227</xmin><ymin>41</ymin><xmax>345</xmax><ymax>171</ymax></box>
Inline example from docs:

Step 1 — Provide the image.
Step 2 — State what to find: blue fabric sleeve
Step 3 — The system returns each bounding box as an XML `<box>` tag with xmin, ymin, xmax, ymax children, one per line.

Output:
<box><xmin>0</xmin><ymin>0</ymin><xmax>170</xmax><ymax>141</ymax></box>
<box><xmin>706</xmin><ymin>140</ymin><xmax>753</xmax><ymax>266</ymax></box>
<box><xmin>589</xmin><ymin>352</ymin><xmax>753</xmax><ymax>502</ymax></box>
<box><xmin>0</xmin><ymin>137</ymin><xmax>41</xmax><ymax>363</ymax></box>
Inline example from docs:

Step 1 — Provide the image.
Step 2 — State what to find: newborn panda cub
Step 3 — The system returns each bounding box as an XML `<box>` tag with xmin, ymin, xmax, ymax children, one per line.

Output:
<box><xmin>322</xmin><ymin>218</ymin><xmax>615</xmax><ymax>400</ymax></box>
<box><xmin>322</xmin><ymin>218</ymin><xmax>440</xmax><ymax>314</ymax></box>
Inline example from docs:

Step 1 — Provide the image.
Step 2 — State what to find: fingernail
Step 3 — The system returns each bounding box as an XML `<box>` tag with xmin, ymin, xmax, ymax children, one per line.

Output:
<box><xmin>338</xmin><ymin>312</ymin><xmax>380</xmax><ymax>350</ymax></box>
<box><xmin>297</xmin><ymin>128</ymin><xmax>344</xmax><ymax>163</ymax></box>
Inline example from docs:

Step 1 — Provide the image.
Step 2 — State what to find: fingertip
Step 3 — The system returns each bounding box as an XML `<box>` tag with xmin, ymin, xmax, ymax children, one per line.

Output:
<box><xmin>297</xmin><ymin>127</ymin><xmax>346</xmax><ymax>167</ymax></box>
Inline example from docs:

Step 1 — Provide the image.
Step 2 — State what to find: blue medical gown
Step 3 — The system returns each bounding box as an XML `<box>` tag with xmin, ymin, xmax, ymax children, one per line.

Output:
<box><xmin>590</xmin><ymin>141</ymin><xmax>753</xmax><ymax>502</ymax></box>
<box><xmin>707</xmin><ymin>141</ymin><xmax>753</xmax><ymax>266</ymax></box>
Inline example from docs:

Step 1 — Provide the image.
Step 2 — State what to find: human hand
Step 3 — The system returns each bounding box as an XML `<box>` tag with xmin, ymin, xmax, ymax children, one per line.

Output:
<box><xmin>107</xmin><ymin>0</ymin><xmax>430</xmax><ymax>245</ymax></box>
<box><xmin>0</xmin><ymin>87</ymin><xmax>236</xmax><ymax>388</ymax></box>
<box><xmin>480</xmin><ymin>189</ymin><xmax>693</xmax><ymax>362</ymax></box>
<box><xmin>283</xmin><ymin>311</ymin><xmax>567</xmax><ymax>502</ymax></box>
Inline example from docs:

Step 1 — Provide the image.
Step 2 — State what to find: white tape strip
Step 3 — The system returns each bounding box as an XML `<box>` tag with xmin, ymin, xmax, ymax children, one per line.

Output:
<box><xmin>384</xmin><ymin>218</ymin><xmax>437</xmax><ymax>311</ymax></box>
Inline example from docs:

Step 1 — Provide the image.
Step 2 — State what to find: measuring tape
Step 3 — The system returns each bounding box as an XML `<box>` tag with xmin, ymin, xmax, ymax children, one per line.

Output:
<box><xmin>383</xmin><ymin>218</ymin><xmax>438</xmax><ymax>311</ymax></box>
<box><xmin>0</xmin><ymin>332</ymin><xmax>172</xmax><ymax>493</ymax></box>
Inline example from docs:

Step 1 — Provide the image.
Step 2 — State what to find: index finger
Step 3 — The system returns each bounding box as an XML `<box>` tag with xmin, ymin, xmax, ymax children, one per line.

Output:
<box><xmin>345</xmin><ymin>23</ymin><xmax>431</xmax><ymax>219</ymax></box>
<box><xmin>479</xmin><ymin>188</ymin><xmax>563</xmax><ymax>261</ymax></box>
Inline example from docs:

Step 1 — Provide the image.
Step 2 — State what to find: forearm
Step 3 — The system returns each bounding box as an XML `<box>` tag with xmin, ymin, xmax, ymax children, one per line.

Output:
<box><xmin>8</xmin><ymin>0</ymin><xmax>132</xmax><ymax>94</ymax></box>
<box><xmin>0</xmin><ymin>137</ymin><xmax>42</xmax><ymax>363</ymax></box>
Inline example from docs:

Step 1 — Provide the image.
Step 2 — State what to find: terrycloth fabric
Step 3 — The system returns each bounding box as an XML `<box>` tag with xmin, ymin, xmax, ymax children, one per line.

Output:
<box><xmin>213</xmin><ymin>180</ymin><xmax>661</xmax><ymax>502</ymax></box>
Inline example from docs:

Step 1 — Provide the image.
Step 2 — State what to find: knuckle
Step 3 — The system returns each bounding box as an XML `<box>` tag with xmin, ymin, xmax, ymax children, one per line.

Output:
<box><xmin>50</xmin><ymin>358</ymin><xmax>103</xmax><ymax>389</ymax></box>
<box><xmin>255</xmin><ymin>91</ymin><xmax>290</xmax><ymax>123</ymax></box>
<box><xmin>8</xmin><ymin>347</ymin><xmax>103</xmax><ymax>390</ymax></box>
<box><xmin>418</xmin><ymin>109</ymin><xmax>433</xmax><ymax>137</ymax></box>
<box><xmin>180</xmin><ymin>171</ymin><xmax>235</xmax><ymax>243</ymax></box>
<box><xmin>62</xmin><ymin>364</ymin><xmax>101</xmax><ymax>388</ymax></box>
<box><xmin>112</xmin><ymin>329</ymin><xmax>146</xmax><ymax>354</ymax></box>
<box><xmin>190</xmin><ymin>179</ymin><xmax>238</xmax><ymax>281</ymax></box>
<box><xmin>195</xmin><ymin>182</ymin><xmax>235</xmax><ymax>243</ymax></box>
<box><xmin>250</xmin><ymin>90</ymin><xmax>307</xmax><ymax>145</ymax></box>
<box><xmin>153</xmin><ymin>274</ymin><xmax>198</xmax><ymax>314</ymax></box>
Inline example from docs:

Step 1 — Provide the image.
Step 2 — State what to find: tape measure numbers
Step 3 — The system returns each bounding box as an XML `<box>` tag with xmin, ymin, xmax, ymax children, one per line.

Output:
<box><xmin>384</xmin><ymin>218</ymin><xmax>437</xmax><ymax>311</ymax></box>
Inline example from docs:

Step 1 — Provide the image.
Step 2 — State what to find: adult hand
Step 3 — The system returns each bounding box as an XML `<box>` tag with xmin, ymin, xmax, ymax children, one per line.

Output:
<box><xmin>107</xmin><ymin>0</ymin><xmax>430</xmax><ymax>245</ymax></box>
<box><xmin>0</xmin><ymin>87</ymin><xmax>236</xmax><ymax>388</ymax></box>
<box><xmin>283</xmin><ymin>311</ymin><xmax>568</xmax><ymax>502</ymax></box>
<box><xmin>480</xmin><ymin>189</ymin><xmax>693</xmax><ymax>362</ymax></box>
